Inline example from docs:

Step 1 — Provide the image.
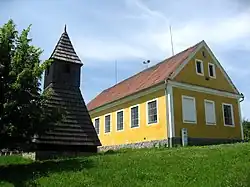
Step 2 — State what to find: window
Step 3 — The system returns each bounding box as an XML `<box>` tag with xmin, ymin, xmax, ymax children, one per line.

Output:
<box><xmin>195</xmin><ymin>59</ymin><xmax>204</xmax><ymax>75</ymax></box>
<box><xmin>204</xmin><ymin>100</ymin><xmax>216</xmax><ymax>125</ymax></box>
<box><xmin>130</xmin><ymin>105</ymin><xmax>139</xmax><ymax>128</ymax></box>
<box><xmin>222</xmin><ymin>103</ymin><xmax>234</xmax><ymax>126</ymax></box>
<box><xmin>116</xmin><ymin>110</ymin><xmax>124</xmax><ymax>131</ymax></box>
<box><xmin>147</xmin><ymin>99</ymin><xmax>158</xmax><ymax>124</ymax></box>
<box><xmin>64</xmin><ymin>64</ymin><xmax>70</xmax><ymax>73</ymax></box>
<box><xmin>182</xmin><ymin>96</ymin><xmax>197</xmax><ymax>123</ymax></box>
<box><xmin>105</xmin><ymin>114</ymin><xmax>111</xmax><ymax>133</ymax></box>
<box><xmin>208</xmin><ymin>63</ymin><xmax>216</xmax><ymax>78</ymax></box>
<box><xmin>202</xmin><ymin>50</ymin><xmax>206</xmax><ymax>58</ymax></box>
<box><xmin>94</xmin><ymin>118</ymin><xmax>100</xmax><ymax>134</ymax></box>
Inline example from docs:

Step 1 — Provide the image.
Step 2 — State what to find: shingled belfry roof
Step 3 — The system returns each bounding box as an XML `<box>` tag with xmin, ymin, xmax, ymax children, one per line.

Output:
<box><xmin>87</xmin><ymin>41</ymin><xmax>202</xmax><ymax>111</ymax></box>
<box><xmin>33</xmin><ymin>27</ymin><xmax>101</xmax><ymax>148</ymax></box>
<box><xmin>50</xmin><ymin>25</ymin><xmax>82</xmax><ymax>65</ymax></box>
<box><xmin>35</xmin><ymin>84</ymin><xmax>101</xmax><ymax>147</ymax></box>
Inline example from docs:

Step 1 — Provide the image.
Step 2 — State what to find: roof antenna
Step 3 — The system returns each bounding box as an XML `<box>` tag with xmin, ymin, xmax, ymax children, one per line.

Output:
<box><xmin>143</xmin><ymin>60</ymin><xmax>150</xmax><ymax>69</ymax></box>
<box><xmin>169</xmin><ymin>25</ymin><xmax>174</xmax><ymax>56</ymax></box>
<box><xmin>115</xmin><ymin>60</ymin><xmax>118</xmax><ymax>84</ymax></box>
<box><xmin>64</xmin><ymin>24</ymin><xmax>67</xmax><ymax>33</ymax></box>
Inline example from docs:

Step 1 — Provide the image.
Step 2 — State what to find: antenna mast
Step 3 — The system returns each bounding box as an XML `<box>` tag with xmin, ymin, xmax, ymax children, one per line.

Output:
<box><xmin>143</xmin><ymin>60</ymin><xmax>150</xmax><ymax>69</ymax></box>
<box><xmin>115</xmin><ymin>60</ymin><xmax>118</xmax><ymax>84</ymax></box>
<box><xmin>169</xmin><ymin>25</ymin><xmax>174</xmax><ymax>56</ymax></box>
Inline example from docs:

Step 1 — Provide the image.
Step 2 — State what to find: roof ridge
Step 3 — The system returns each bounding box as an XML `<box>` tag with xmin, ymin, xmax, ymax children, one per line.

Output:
<box><xmin>100</xmin><ymin>41</ymin><xmax>202</xmax><ymax>94</ymax></box>
<box><xmin>87</xmin><ymin>40</ymin><xmax>203</xmax><ymax>110</ymax></box>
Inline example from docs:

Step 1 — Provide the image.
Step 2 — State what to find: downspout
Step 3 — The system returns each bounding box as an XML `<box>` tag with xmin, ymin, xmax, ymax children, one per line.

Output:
<box><xmin>165</xmin><ymin>79</ymin><xmax>173</xmax><ymax>148</ymax></box>
<box><xmin>239</xmin><ymin>93</ymin><xmax>244</xmax><ymax>141</ymax></box>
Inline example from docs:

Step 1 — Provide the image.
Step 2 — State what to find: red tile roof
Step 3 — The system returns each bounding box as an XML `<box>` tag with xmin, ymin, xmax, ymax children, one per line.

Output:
<box><xmin>87</xmin><ymin>41</ymin><xmax>202</xmax><ymax>111</ymax></box>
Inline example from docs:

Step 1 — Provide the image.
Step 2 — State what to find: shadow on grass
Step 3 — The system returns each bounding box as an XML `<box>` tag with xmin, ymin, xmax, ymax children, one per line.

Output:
<box><xmin>0</xmin><ymin>157</ymin><xmax>93</xmax><ymax>187</ymax></box>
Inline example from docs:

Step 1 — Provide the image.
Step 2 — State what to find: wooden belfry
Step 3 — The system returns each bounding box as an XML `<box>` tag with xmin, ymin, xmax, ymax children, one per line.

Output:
<box><xmin>33</xmin><ymin>26</ymin><xmax>101</xmax><ymax>158</ymax></box>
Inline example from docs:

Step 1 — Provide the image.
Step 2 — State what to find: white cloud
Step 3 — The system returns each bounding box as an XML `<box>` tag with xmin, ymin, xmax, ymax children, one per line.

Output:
<box><xmin>74</xmin><ymin>38</ymin><xmax>147</xmax><ymax>63</ymax></box>
<box><xmin>73</xmin><ymin>0</ymin><xmax>250</xmax><ymax>118</ymax></box>
<box><xmin>73</xmin><ymin>0</ymin><xmax>250</xmax><ymax>64</ymax></box>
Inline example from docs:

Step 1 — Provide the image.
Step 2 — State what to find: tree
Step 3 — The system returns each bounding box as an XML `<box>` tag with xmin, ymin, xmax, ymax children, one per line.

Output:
<box><xmin>243</xmin><ymin>118</ymin><xmax>250</xmax><ymax>141</ymax></box>
<box><xmin>0</xmin><ymin>20</ymin><xmax>62</xmax><ymax>150</ymax></box>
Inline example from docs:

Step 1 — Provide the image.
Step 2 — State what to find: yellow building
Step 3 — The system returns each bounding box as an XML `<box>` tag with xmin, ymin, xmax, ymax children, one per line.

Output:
<box><xmin>87</xmin><ymin>40</ymin><xmax>244</xmax><ymax>148</ymax></box>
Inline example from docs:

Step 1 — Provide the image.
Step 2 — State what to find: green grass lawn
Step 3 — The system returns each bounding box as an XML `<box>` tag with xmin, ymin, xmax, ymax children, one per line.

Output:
<box><xmin>1</xmin><ymin>143</ymin><xmax>250</xmax><ymax>187</ymax></box>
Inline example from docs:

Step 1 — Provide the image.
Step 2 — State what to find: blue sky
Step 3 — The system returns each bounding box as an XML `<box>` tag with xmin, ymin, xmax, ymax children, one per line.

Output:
<box><xmin>1</xmin><ymin>0</ymin><xmax>250</xmax><ymax>119</ymax></box>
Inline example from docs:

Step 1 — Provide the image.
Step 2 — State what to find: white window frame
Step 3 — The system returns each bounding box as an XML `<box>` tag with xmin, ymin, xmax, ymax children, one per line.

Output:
<box><xmin>104</xmin><ymin>113</ymin><xmax>112</xmax><ymax>134</ymax></box>
<box><xmin>146</xmin><ymin>98</ymin><xmax>159</xmax><ymax>125</ymax></box>
<box><xmin>208</xmin><ymin>63</ymin><xmax>216</xmax><ymax>78</ymax></box>
<box><xmin>94</xmin><ymin>117</ymin><xmax>100</xmax><ymax>135</ymax></box>
<box><xmin>204</xmin><ymin>99</ymin><xmax>216</xmax><ymax>125</ymax></box>
<box><xmin>195</xmin><ymin>59</ymin><xmax>204</xmax><ymax>76</ymax></box>
<box><xmin>182</xmin><ymin>95</ymin><xmax>197</xmax><ymax>124</ymax></box>
<box><xmin>130</xmin><ymin>104</ymin><xmax>140</xmax><ymax>129</ymax></box>
<box><xmin>222</xmin><ymin>103</ymin><xmax>235</xmax><ymax>127</ymax></box>
<box><xmin>116</xmin><ymin>109</ymin><xmax>124</xmax><ymax>132</ymax></box>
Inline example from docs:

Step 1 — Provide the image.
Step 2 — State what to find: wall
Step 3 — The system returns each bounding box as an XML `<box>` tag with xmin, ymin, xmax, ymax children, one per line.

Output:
<box><xmin>174</xmin><ymin>46</ymin><xmax>237</xmax><ymax>93</ymax></box>
<box><xmin>173</xmin><ymin>87</ymin><xmax>241</xmax><ymax>139</ymax></box>
<box><xmin>90</xmin><ymin>89</ymin><xmax>168</xmax><ymax>146</ymax></box>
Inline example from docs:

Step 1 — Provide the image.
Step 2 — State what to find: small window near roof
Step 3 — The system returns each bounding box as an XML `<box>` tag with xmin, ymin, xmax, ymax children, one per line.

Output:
<box><xmin>195</xmin><ymin>60</ymin><xmax>204</xmax><ymax>76</ymax></box>
<box><xmin>202</xmin><ymin>51</ymin><xmax>206</xmax><ymax>58</ymax></box>
<box><xmin>208</xmin><ymin>63</ymin><xmax>216</xmax><ymax>78</ymax></box>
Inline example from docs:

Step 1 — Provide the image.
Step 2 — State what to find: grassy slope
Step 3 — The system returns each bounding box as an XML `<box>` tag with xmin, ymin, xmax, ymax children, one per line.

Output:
<box><xmin>1</xmin><ymin>143</ymin><xmax>250</xmax><ymax>187</ymax></box>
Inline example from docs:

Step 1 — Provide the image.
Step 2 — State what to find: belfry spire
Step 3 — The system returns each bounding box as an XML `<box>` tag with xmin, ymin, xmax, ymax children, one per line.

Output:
<box><xmin>50</xmin><ymin>25</ymin><xmax>82</xmax><ymax>65</ymax></box>
<box><xmin>64</xmin><ymin>24</ymin><xmax>67</xmax><ymax>33</ymax></box>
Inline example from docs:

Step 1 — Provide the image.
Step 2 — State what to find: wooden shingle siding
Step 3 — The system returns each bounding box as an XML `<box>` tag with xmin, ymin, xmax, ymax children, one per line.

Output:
<box><xmin>34</xmin><ymin>28</ymin><xmax>101</xmax><ymax>149</ymax></box>
<box><xmin>50</xmin><ymin>30</ymin><xmax>82</xmax><ymax>65</ymax></box>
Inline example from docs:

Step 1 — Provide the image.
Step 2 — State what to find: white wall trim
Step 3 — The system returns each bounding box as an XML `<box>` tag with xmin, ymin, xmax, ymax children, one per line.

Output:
<box><xmin>130</xmin><ymin>104</ymin><xmax>140</xmax><ymax>129</ymax></box>
<box><xmin>89</xmin><ymin>83</ymin><xmax>165</xmax><ymax>114</ymax></box>
<box><xmin>166</xmin><ymin>84</ymin><xmax>175</xmax><ymax>138</ymax></box>
<box><xmin>208</xmin><ymin>63</ymin><xmax>216</xmax><ymax>79</ymax></box>
<box><xmin>222</xmin><ymin>103</ymin><xmax>235</xmax><ymax>127</ymax></box>
<box><xmin>93</xmin><ymin>117</ymin><xmax>100</xmax><ymax>135</ymax></box>
<box><xmin>116</xmin><ymin>109</ymin><xmax>125</xmax><ymax>132</ymax></box>
<box><xmin>104</xmin><ymin>113</ymin><xmax>112</xmax><ymax>134</ymax></box>
<box><xmin>146</xmin><ymin>98</ymin><xmax>159</xmax><ymax>126</ymax></box>
<box><xmin>238</xmin><ymin>100</ymin><xmax>244</xmax><ymax>140</ymax></box>
<box><xmin>204</xmin><ymin>99</ymin><xmax>216</xmax><ymax>125</ymax></box>
<box><xmin>182</xmin><ymin>95</ymin><xmax>197</xmax><ymax>124</ymax></box>
<box><xmin>195</xmin><ymin>59</ymin><xmax>204</xmax><ymax>76</ymax></box>
<box><xmin>170</xmin><ymin>41</ymin><xmax>239</xmax><ymax>94</ymax></box>
<box><xmin>168</xmin><ymin>80</ymin><xmax>241</xmax><ymax>99</ymax></box>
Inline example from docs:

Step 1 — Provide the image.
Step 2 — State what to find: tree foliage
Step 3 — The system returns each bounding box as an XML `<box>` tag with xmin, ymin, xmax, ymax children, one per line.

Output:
<box><xmin>243</xmin><ymin>118</ymin><xmax>250</xmax><ymax>141</ymax></box>
<box><xmin>0</xmin><ymin>20</ymin><xmax>62</xmax><ymax>150</ymax></box>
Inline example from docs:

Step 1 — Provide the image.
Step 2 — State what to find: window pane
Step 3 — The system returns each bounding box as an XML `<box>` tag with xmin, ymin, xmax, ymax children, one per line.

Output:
<box><xmin>182</xmin><ymin>97</ymin><xmax>196</xmax><ymax>123</ymax></box>
<box><xmin>205</xmin><ymin>101</ymin><xmax>216</xmax><ymax>124</ymax></box>
<box><xmin>105</xmin><ymin>115</ymin><xmax>111</xmax><ymax>133</ymax></box>
<box><xmin>209</xmin><ymin>65</ymin><xmax>214</xmax><ymax>77</ymax></box>
<box><xmin>117</xmin><ymin>111</ymin><xmax>123</xmax><ymax>131</ymax></box>
<box><xmin>131</xmin><ymin>106</ymin><xmax>139</xmax><ymax>128</ymax></box>
<box><xmin>223</xmin><ymin>105</ymin><xmax>233</xmax><ymax>125</ymax></box>
<box><xmin>148</xmin><ymin>100</ymin><xmax>157</xmax><ymax>124</ymax></box>
<box><xmin>196</xmin><ymin>61</ymin><xmax>202</xmax><ymax>73</ymax></box>
<box><xmin>94</xmin><ymin>118</ymin><xmax>100</xmax><ymax>134</ymax></box>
